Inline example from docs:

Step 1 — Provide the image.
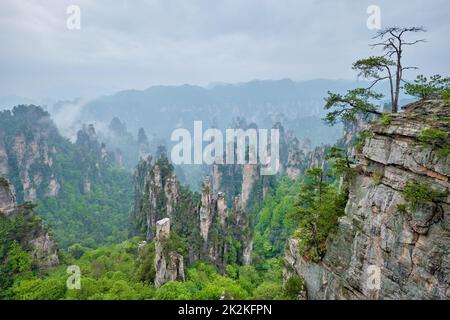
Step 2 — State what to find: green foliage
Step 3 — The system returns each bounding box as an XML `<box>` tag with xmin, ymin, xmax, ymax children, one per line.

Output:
<box><xmin>396</xmin><ymin>204</ymin><xmax>408</xmax><ymax>214</ymax></box>
<box><xmin>380</xmin><ymin>113</ymin><xmax>392</xmax><ymax>126</ymax></box>
<box><xmin>13</xmin><ymin>238</ymin><xmax>157</xmax><ymax>300</ymax></box>
<box><xmin>325</xmin><ymin>146</ymin><xmax>355</xmax><ymax>180</ymax></box>
<box><xmin>402</xmin><ymin>182</ymin><xmax>447</xmax><ymax>209</ymax></box>
<box><xmin>6</xmin><ymin>241</ymin><xmax>31</xmax><ymax>274</ymax></box>
<box><xmin>161</xmin><ymin>231</ymin><xmax>188</xmax><ymax>260</ymax></box>
<box><xmin>283</xmin><ymin>276</ymin><xmax>305</xmax><ymax>300</ymax></box>
<box><xmin>3</xmin><ymin>238</ymin><xmax>284</xmax><ymax>300</ymax></box>
<box><xmin>352</xmin><ymin>56</ymin><xmax>395</xmax><ymax>80</ymax></box>
<box><xmin>355</xmin><ymin>130</ymin><xmax>373</xmax><ymax>153</ymax></box>
<box><xmin>225</xmin><ymin>264</ymin><xmax>239</xmax><ymax>279</ymax></box>
<box><xmin>325</xmin><ymin>27</ymin><xmax>426</xmax><ymax>119</ymax></box>
<box><xmin>154</xmin><ymin>281</ymin><xmax>191</xmax><ymax>300</ymax></box>
<box><xmin>1</xmin><ymin>105</ymin><xmax>134</xmax><ymax>249</ymax></box>
<box><xmin>441</xmin><ymin>88</ymin><xmax>450</xmax><ymax>103</ymax></box>
<box><xmin>67</xmin><ymin>243</ymin><xmax>89</xmax><ymax>260</ymax></box>
<box><xmin>134</xmin><ymin>242</ymin><xmax>156</xmax><ymax>284</ymax></box>
<box><xmin>252</xmin><ymin>281</ymin><xmax>284</xmax><ymax>300</ymax></box>
<box><xmin>235</xmin><ymin>265</ymin><xmax>260</xmax><ymax>294</ymax></box>
<box><xmin>289</xmin><ymin>168</ymin><xmax>347</xmax><ymax>262</ymax></box>
<box><xmin>404</xmin><ymin>74</ymin><xmax>450</xmax><ymax>100</ymax></box>
<box><xmin>37</xmin><ymin>166</ymin><xmax>133</xmax><ymax>249</ymax></box>
<box><xmin>12</xmin><ymin>277</ymin><xmax>66</xmax><ymax>300</ymax></box>
<box><xmin>153</xmin><ymin>262</ymin><xmax>254</xmax><ymax>300</ymax></box>
<box><xmin>418</xmin><ymin>128</ymin><xmax>450</xmax><ymax>158</ymax></box>
<box><xmin>371</xmin><ymin>172</ymin><xmax>384</xmax><ymax>185</ymax></box>
<box><xmin>0</xmin><ymin>208</ymin><xmax>48</xmax><ymax>297</ymax></box>
<box><xmin>323</xmin><ymin>88</ymin><xmax>382</xmax><ymax>125</ymax></box>
<box><xmin>253</xmin><ymin>177</ymin><xmax>299</xmax><ymax>267</ymax></box>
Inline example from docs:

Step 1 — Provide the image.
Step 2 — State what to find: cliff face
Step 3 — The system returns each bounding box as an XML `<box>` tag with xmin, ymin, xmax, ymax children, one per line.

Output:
<box><xmin>0</xmin><ymin>106</ymin><xmax>116</xmax><ymax>203</ymax></box>
<box><xmin>284</xmin><ymin>133</ymin><xmax>330</xmax><ymax>180</ymax></box>
<box><xmin>231</xmin><ymin>196</ymin><xmax>253</xmax><ymax>265</ymax></box>
<box><xmin>0</xmin><ymin>178</ymin><xmax>59</xmax><ymax>271</ymax></box>
<box><xmin>130</xmin><ymin>155</ymin><xmax>182</xmax><ymax>241</ymax></box>
<box><xmin>199</xmin><ymin>176</ymin><xmax>213</xmax><ymax>242</ymax></box>
<box><xmin>0</xmin><ymin>136</ymin><xmax>9</xmax><ymax>176</ymax></box>
<box><xmin>154</xmin><ymin>218</ymin><xmax>185</xmax><ymax>288</ymax></box>
<box><xmin>0</xmin><ymin>178</ymin><xmax>16</xmax><ymax>216</ymax></box>
<box><xmin>284</xmin><ymin>101</ymin><xmax>450</xmax><ymax>299</ymax></box>
<box><xmin>76</xmin><ymin>123</ymin><xmax>114</xmax><ymax>192</ymax></box>
<box><xmin>0</xmin><ymin>106</ymin><xmax>62</xmax><ymax>202</ymax></box>
<box><xmin>199</xmin><ymin>176</ymin><xmax>253</xmax><ymax>268</ymax></box>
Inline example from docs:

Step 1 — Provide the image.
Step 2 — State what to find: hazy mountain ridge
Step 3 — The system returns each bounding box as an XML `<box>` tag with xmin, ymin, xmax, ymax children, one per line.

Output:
<box><xmin>81</xmin><ymin>79</ymin><xmax>382</xmax><ymax>146</ymax></box>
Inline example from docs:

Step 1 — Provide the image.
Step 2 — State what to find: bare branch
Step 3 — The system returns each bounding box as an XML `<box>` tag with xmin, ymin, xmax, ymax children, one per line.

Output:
<box><xmin>402</xmin><ymin>66</ymin><xmax>418</xmax><ymax>71</ymax></box>
<box><xmin>403</xmin><ymin>39</ymin><xmax>427</xmax><ymax>46</ymax></box>
<box><xmin>367</xmin><ymin>76</ymin><xmax>390</xmax><ymax>89</ymax></box>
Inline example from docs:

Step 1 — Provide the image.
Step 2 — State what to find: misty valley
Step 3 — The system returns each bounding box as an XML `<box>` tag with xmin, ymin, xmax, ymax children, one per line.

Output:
<box><xmin>0</xmin><ymin>1</ymin><xmax>449</xmax><ymax>304</ymax></box>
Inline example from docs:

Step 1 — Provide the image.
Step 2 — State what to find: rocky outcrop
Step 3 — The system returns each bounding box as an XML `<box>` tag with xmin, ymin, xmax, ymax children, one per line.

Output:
<box><xmin>145</xmin><ymin>162</ymin><xmax>162</xmax><ymax>240</ymax></box>
<box><xmin>284</xmin><ymin>135</ymin><xmax>328</xmax><ymax>180</ymax></box>
<box><xmin>76</xmin><ymin>123</ymin><xmax>112</xmax><ymax>188</ymax></box>
<box><xmin>284</xmin><ymin>100</ymin><xmax>450</xmax><ymax>299</ymax></box>
<box><xmin>286</xmin><ymin>136</ymin><xmax>305</xmax><ymax>180</ymax></box>
<box><xmin>131</xmin><ymin>155</ymin><xmax>255</xmax><ymax>271</ymax></box>
<box><xmin>0</xmin><ymin>136</ymin><xmax>8</xmax><ymax>176</ymax></box>
<box><xmin>1</xmin><ymin>106</ymin><xmax>123</xmax><ymax>204</ymax></box>
<box><xmin>28</xmin><ymin>233</ymin><xmax>59</xmax><ymax>271</ymax></box>
<box><xmin>197</xmin><ymin>175</ymin><xmax>254</xmax><ymax>267</ymax></box>
<box><xmin>200</xmin><ymin>176</ymin><xmax>213</xmax><ymax>242</ymax></box>
<box><xmin>154</xmin><ymin>218</ymin><xmax>185</xmax><ymax>288</ymax></box>
<box><xmin>241</xmin><ymin>164</ymin><xmax>258</xmax><ymax>210</ymax></box>
<box><xmin>6</xmin><ymin>116</ymin><xmax>60</xmax><ymax>202</ymax></box>
<box><xmin>137</xmin><ymin>128</ymin><xmax>151</xmax><ymax>160</ymax></box>
<box><xmin>0</xmin><ymin>178</ymin><xmax>59</xmax><ymax>271</ymax></box>
<box><xmin>212</xmin><ymin>163</ymin><xmax>221</xmax><ymax>196</ymax></box>
<box><xmin>45</xmin><ymin>176</ymin><xmax>60</xmax><ymax>197</ymax></box>
<box><xmin>217</xmin><ymin>192</ymin><xmax>227</xmax><ymax>226</ymax></box>
<box><xmin>0</xmin><ymin>178</ymin><xmax>16</xmax><ymax>217</ymax></box>
<box><xmin>130</xmin><ymin>155</ymin><xmax>181</xmax><ymax>241</ymax></box>
<box><xmin>340</xmin><ymin>114</ymin><xmax>371</xmax><ymax>158</ymax></box>
<box><xmin>232</xmin><ymin>196</ymin><xmax>253</xmax><ymax>265</ymax></box>
<box><xmin>100</xmin><ymin>117</ymin><xmax>141</xmax><ymax>168</ymax></box>
<box><xmin>164</xmin><ymin>174</ymin><xmax>179</xmax><ymax>218</ymax></box>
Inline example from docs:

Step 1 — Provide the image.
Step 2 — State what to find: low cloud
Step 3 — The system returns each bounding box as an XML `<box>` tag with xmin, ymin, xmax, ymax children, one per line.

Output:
<box><xmin>0</xmin><ymin>0</ymin><xmax>449</xmax><ymax>101</ymax></box>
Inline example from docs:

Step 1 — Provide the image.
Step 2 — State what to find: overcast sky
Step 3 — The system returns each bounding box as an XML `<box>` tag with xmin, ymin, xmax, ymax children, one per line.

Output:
<box><xmin>0</xmin><ymin>0</ymin><xmax>449</xmax><ymax>101</ymax></box>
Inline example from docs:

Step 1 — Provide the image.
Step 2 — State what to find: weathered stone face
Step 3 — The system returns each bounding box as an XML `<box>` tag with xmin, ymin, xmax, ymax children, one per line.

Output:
<box><xmin>132</xmin><ymin>159</ymin><xmax>254</xmax><ymax>271</ymax></box>
<box><xmin>46</xmin><ymin>176</ymin><xmax>60</xmax><ymax>197</ymax></box>
<box><xmin>232</xmin><ymin>196</ymin><xmax>253</xmax><ymax>265</ymax></box>
<box><xmin>132</xmin><ymin>160</ymin><xmax>173</xmax><ymax>241</ymax></box>
<box><xmin>29</xmin><ymin>233</ymin><xmax>59</xmax><ymax>270</ymax></box>
<box><xmin>284</xmin><ymin>101</ymin><xmax>450</xmax><ymax>300</ymax></box>
<box><xmin>154</xmin><ymin>218</ymin><xmax>185</xmax><ymax>288</ymax></box>
<box><xmin>0</xmin><ymin>179</ymin><xmax>16</xmax><ymax>217</ymax></box>
<box><xmin>164</xmin><ymin>174</ymin><xmax>178</xmax><ymax>217</ymax></box>
<box><xmin>217</xmin><ymin>192</ymin><xmax>227</xmax><ymax>227</ymax></box>
<box><xmin>212</xmin><ymin>164</ymin><xmax>221</xmax><ymax>195</ymax></box>
<box><xmin>200</xmin><ymin>176</ymin><xmax>212</xmax><ymax>242</ymax></box>
<box><xmin>241</xmin><ymin>164</ymin><xmax>258</xmax><ymax>209</ymax></box>
<box><xmin>0</xmin><ymin>138</ymin><xmax>9</xmax><ymax>176</ymax></box>
<box><xmin>156</xmin><ymin>217</ymin><xmax>171</xmax><ymax>240</ymax></box>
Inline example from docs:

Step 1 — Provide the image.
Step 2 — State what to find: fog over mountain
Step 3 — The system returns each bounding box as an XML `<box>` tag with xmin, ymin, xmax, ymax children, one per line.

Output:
<box><xmin>79</xmin><ymin>78</ymin><xmax>377</xmax><ymax>146</ymax></box>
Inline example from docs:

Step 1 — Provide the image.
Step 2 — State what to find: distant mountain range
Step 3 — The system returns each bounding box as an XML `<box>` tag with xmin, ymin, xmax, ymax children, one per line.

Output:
<box><xmin>2</xmin><ymin>78</ymin><xmax>408</xmax><ymax>147</ymax></box>
<box><xmin>80</xmin><ymin>78</ymin><xmax>387</xmax><ymax>146</ymax></box>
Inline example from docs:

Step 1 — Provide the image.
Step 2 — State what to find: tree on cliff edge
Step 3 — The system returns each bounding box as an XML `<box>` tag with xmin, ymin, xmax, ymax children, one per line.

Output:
<box><xmin>324</xmin><ymin>26</ymin><xmax>426</xmax><ymax>125</ymax></box>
